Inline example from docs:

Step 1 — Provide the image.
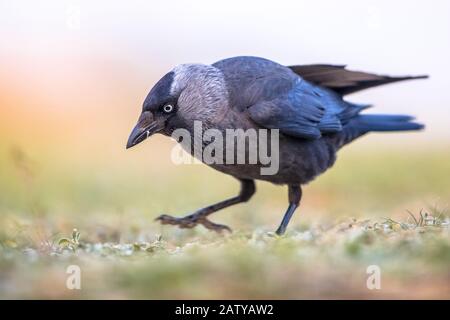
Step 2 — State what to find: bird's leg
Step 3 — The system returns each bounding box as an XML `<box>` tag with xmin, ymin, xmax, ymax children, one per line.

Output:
<box><xmin>275</xmin><ymin>185</ymin><xmax>302</xmax><ymax>235</ymax></box>
<box><xmin>156</xmin><ymin>179</ymin><xmax>255</xmax><ymax>233</ymax></box>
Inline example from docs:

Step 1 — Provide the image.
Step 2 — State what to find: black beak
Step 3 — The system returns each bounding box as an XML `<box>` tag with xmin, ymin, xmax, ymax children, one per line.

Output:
<box><xmin>126</xmin><ymin>111</ymin><xmax>162</xmax><ymax>149</ymax></box>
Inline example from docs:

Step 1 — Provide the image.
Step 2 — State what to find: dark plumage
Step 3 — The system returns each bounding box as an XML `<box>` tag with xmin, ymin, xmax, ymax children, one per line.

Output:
<box><xmin>127</xmin><ymin>56</ymin><xmax>427</xmax><ymax>235</ymax></box>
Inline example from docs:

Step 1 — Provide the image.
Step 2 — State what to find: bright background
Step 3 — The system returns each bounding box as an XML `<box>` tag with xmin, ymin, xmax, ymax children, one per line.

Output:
<box><xmin>0</xmin><ymin>0</ymin><xmax>449</xmax><ymax>299</ymax></box>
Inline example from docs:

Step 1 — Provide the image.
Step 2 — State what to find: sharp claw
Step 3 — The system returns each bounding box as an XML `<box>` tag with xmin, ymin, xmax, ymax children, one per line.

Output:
<box><xmin>154</xmin><ymin>214</ymin><xmax>172</xmax><ymax>222</ymax></box>
<box><xmin>199</xmin><ymin>219</ymin><xmax>232</xmax><ymax>233</ymax></box>
<box><xmin>155</xmin><ymin>214</ymin><xmax>232</xmax><ymax>233</ymax></box>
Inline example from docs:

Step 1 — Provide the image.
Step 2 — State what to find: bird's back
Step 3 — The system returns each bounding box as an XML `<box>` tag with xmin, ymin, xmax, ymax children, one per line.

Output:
<box><xmin>213</xmin><ymin>56</ymin><xmax>298</xmax><ymax>109</ymax></box>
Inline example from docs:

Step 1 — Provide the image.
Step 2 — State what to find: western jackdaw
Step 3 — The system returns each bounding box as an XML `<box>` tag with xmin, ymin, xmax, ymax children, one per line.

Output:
<box><xmin>127</xmin><ymin>56</ymin><xmax>426</xmax><ymax>235</ymax></box>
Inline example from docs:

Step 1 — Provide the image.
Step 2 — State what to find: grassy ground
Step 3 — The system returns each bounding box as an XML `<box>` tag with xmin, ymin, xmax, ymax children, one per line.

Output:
<box><xmin>0</xmin><ymin>140</ymin><xmax>449</xmax><ymax>299</ymax></box>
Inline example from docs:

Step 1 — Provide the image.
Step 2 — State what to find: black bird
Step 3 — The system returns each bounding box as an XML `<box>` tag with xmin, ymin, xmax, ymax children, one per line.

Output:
<box><xmin>127</xmin><ymin>56</ymin><xmax>426</xmax><ymax>235</ymax></box>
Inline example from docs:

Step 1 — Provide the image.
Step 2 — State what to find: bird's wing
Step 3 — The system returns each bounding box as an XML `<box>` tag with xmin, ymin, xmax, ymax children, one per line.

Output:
<box><xmin>246</xmin><ymin>77</ymin><xmax>356</xmax><ymax>140</ymax></box>
<box><xmin>288</xmin><ymin>64</ymin><xmax>428</xmax><ymax>95</ymax></box>
<box><xmin>212</xmin><ymin>56</ymin><xmax>364</xmax><ymax>140</ymax></box>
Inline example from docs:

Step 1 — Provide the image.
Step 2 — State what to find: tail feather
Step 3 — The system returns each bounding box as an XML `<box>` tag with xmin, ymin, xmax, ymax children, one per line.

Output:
<box><xmin>333</xmin><ymin>114</ymin><xmax>424</xmax><ymax>148</ymax></box>
<box><xmin>353</xmin><ymin>114</ymin><xmax>424</xmax><ymax>132</ymax></box>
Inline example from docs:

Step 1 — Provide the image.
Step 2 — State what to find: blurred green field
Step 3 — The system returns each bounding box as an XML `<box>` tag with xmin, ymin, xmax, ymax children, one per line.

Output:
<box><xmin>0</xmin><ymin>139</ymin><xmax>449</xmax><ymax>299</ymax></box>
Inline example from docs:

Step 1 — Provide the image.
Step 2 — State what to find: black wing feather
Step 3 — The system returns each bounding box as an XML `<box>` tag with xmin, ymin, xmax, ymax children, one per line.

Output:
<box><xmin>288</xmin><ymin>64</ymin><xmax>428</xmax><ymax>95</ymax></box>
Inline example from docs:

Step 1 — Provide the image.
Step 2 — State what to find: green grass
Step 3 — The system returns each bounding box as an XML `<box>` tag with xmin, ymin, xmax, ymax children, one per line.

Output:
<box><xmin>0</xmin><ymin>142</ymin><xmax>449</xmax><ymax>299</ymax></box>
<box><xmin>0</xmin><ymin>215</ymin><xmax>448</xmax><ymax>299</ymax></box>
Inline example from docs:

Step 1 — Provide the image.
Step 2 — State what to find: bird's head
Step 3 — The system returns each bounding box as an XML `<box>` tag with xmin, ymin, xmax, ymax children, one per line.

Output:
<box><xmin>126</xmin><ymin>63</ymin><xmax>229</xmax><ymax>149</ymax></box>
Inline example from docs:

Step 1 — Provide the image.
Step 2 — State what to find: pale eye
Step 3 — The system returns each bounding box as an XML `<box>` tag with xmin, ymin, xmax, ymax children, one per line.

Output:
<box><xmin>162</xmin><ymin>104</ymin><xmax>174</xmax><ymax>113</ymax></box>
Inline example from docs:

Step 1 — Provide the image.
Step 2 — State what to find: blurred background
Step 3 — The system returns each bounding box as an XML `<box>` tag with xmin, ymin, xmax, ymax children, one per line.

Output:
<box><xmin>0</xmin><ymin>0</ymin><xmax>449</xmax><ymax>299</ymax></box>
